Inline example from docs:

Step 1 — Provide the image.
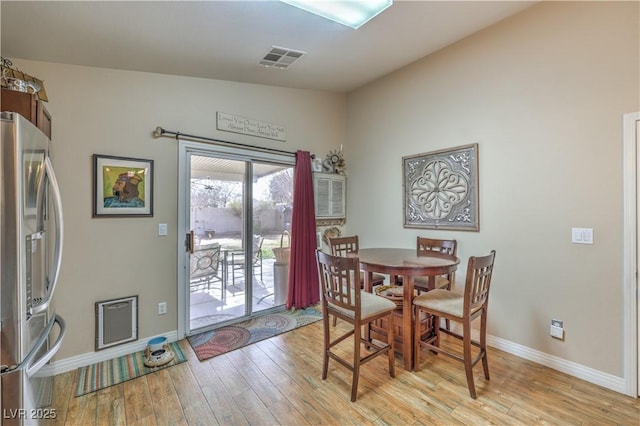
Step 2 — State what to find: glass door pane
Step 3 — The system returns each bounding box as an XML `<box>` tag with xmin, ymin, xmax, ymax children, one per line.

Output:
<box><xmin>186</xmin><ymin>153</ymin><xmax>294</xmax><ymax>334</ymax></box>
<box><xmin>251</xmin><ymin>163</ymin><xmax>294</xmax><ymax>314</ymax></box>
<box><xmin>188</xmin><ymin>155</ymin><xmax>246</xmax><ymax>331</ymax></box>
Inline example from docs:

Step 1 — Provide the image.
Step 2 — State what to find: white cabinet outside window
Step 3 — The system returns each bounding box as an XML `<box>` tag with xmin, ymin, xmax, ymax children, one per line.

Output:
<box><xmin>313</xmin><ymin>173</ymin><xmax>346</xmax><ymax>219</ymax></box>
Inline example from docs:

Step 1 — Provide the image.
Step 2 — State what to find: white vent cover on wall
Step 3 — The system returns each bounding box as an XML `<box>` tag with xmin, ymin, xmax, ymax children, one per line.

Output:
<box><xmin>95</xmin><ymin>295</ymin><xmax>138</xmax><ymax>351</ymax></box>
<box><xmin>259</xmin><ymin>46</ymin><xmax>306</xmax><ymax>69</ymax></box>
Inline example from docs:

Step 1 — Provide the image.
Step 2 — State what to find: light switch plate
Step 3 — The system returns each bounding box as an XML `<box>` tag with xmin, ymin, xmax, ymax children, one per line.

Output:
<box><xmin>571</xmin><ymin>227</ymin><xmax>593</xmax><ymax>244</ymax></box>
<box><xmin>158</xmin><ymin>223</ymin><xmax>168</xmax><ymax>236</ymax></box>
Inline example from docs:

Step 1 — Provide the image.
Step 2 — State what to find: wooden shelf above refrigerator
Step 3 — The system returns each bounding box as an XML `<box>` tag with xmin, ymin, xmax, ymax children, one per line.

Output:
<box><xmin>1</xmin><ymin>88</ymin><xmax>51</xmax><ymax>139</ymax></box>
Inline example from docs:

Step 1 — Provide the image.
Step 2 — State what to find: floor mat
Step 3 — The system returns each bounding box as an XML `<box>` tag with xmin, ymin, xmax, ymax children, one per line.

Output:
<box><xmin>75</xmin><ymin>341</ymin><xmax>186</xmax><ymax>396</ymax></box>
<box><xmin>187</xmin><ymin>305</ymin><xmax>322</xmax><ymax>361</ymax></box>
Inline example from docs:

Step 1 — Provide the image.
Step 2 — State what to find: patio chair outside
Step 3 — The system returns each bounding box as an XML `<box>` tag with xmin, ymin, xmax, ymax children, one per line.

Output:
<box><xmin>190</xmin><ymin>242</ymin><xmax>224</xmax><ymax>300</ymax></box>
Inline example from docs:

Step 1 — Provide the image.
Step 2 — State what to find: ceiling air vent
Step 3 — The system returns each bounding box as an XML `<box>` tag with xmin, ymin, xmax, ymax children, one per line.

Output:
<box><xmin>259</xmin><ymin>46</ymin><xmax>306</xmax><ymax>69</ymax></box>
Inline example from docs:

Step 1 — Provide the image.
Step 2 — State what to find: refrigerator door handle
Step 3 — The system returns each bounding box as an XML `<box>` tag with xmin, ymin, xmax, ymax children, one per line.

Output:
<box><xmin>24</xmin><ymin>315</ymin><xmax>66</xmax><ymax>378</ymax></box>
<box><xmin>31</xmin><ymin>157</ymin><xmax>64</xmax><ymax>316</ymax></box>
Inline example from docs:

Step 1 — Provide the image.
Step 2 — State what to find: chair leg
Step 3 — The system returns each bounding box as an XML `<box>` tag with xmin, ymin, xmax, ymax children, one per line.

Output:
<box><xmin>351</xmin><ymin>323</ymin><xmax>361</xmax><ymax>402</ymax></box>
<box><xmin>322</xmin><ymin>311</ymin><xmax>330</xmax><ymax>380</ymax></box>
<box><xmin>462</xmin><ymin>320</ymin><xmax>477</xmax><ymax>399</ymax></box>
<box><xmin>480</xmin><ymin>310</ymin><xmax>490</xmax><ymax>380</ymax></box>
<box><xmin>387</xmin><ymin>312</ymin><xmax>395</xmax><ymax>378</ymax></box>
<box><xmin>413</xmin><ymin>306</ymin><xmax>422</xmax><ymax>372</ymax></box>
<box><xmin>432</xmin><ymin>314</ymin><xmax>441</xmax><ymax>352</ymax></box>
<box><xmin>442</xmin><ymin>284</ymin><xmax>451</xmax><ymax>331</ymax></box>
<box><xmin>443</xmin><ymin>318</ymin><xmax>451</xmax><ymax>330</ymax></box>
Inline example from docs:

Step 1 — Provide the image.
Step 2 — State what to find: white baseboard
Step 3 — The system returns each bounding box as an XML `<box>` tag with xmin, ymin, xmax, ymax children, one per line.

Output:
<box><xmin>43</xmin><ymin>331</ymin><xmax>178</xmax><ymax>376</ymax></box>
<box><xmin>445</xmin><ymin>322</ymin><xmax>627</xmax><ymax>395</ymax></box>
<box><xmin>487</xmin><ymin>334</ymin><xmax>626</xmax><ymax>394</ymax></box>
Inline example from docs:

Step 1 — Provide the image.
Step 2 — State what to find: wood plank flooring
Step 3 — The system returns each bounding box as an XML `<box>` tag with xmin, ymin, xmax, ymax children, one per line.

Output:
<box><xmin>47</xmin><ymin>321</ymin><xmax>639</xmax><ymax>425</ymax></box>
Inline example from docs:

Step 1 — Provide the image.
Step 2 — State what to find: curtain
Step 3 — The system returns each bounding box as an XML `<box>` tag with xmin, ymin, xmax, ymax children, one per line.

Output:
<box><xmin>286</xmin><ymin>151</ymin><xmax>320</xmax><ymax>309</ymax></box>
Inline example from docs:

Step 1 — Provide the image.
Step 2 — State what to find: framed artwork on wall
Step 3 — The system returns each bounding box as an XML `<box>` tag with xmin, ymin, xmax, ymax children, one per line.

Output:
<box><xmin>92</xmin><ymin>154</ymin><xmax>154</xmax><ymax>217</ymax></box>
<box><xmin>403</xmin><ymin>143</ymin><xmax>479</xmax><ymax>231</ymax></box>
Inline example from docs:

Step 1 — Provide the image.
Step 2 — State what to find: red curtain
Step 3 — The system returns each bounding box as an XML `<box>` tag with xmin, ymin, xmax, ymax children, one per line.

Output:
<box><xmin>286</xmin><ymin>151</ymin><xmax>320</xmax><ymax>309</ymax></box>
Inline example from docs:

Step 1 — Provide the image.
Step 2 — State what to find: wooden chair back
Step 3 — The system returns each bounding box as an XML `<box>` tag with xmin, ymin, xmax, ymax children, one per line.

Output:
<box><xmin>413</xmin><ymin>237</ymin><xmax>458</xmax><ymax>291</ymax></box>
<box><xmin>328</xmin><ymin>235</ymin><xmax>359</xmax><ymax>257</ymax></box>
<box><xmin>465</xmin><ymin>250</ymin><xmax>496</xmax><ymax>316</ymax></box>
<box><xmin>416</xmin><ymin>237</ymin><xmax>457</xmax><ymax>256</ymax></box>
<box><xmin>316</xmin><ymin>250</ymin><xmax>361</xmax><ymax>315</ymax></box>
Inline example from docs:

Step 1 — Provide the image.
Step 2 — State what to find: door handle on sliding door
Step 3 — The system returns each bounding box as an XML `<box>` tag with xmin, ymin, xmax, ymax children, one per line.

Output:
<box><xmin>186</xmin><ymin>230</ymin><xmax>195</xmax><ymax>254</ymax></box>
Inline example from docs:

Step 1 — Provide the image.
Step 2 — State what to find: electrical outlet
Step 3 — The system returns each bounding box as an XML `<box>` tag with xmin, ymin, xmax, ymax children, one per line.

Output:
<box><xmin>550</xmin><ymin>324</ymin><xmax>564</xmax><ymax>340</ymax></box>
<box><xmin>158</xmin><ymin>302</ymin><xmax>167</xmax><ymax>315</ymax></box>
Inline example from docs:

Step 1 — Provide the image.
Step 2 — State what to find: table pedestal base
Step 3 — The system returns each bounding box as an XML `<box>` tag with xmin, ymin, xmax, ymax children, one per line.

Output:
<box><xmin>369</xmin><ymin>310</ymin><xmax>433</xmax><ymax>356</ymax></box>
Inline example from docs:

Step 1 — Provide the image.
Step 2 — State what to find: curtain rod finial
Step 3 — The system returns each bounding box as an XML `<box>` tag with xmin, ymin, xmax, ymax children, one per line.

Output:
<box><xmin>153</xmin><ymin>127</ymin><xmax>164</xmax><ymax>138</ymax></box>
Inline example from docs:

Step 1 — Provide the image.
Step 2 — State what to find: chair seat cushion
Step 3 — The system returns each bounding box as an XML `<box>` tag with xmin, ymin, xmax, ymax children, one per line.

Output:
<box><xmin>329</xmin><ymin>290</ymin><xmax>396</xmax><ymax>319</ymax></box>
<box><xmin>413</xmin><ymin>289</ymin><xmax>464</xmax><ymax>318</ymax></box>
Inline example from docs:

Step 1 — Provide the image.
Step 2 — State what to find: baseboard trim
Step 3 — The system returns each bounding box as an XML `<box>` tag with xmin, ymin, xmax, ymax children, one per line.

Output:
<box><xmin>445</xmin><ymin>322</ymin><xmax>627</xmax><ymax>395</ymax></box>
<box><xmin>487</xmin><ymin>334</ymin><xmax>626</xmax><ymax>394</ymax></box>
<box><xmin>43</xmin><ymin>331</ymin><xmax>178</xmax><ymax>376</ymax></box>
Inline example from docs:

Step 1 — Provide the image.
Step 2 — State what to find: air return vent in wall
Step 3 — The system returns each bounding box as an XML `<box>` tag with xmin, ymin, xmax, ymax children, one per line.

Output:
<box><xmin>259</xmin><ymin>46</ymin><xmax>306</xmax><ymax>69</ymax></box>
<box><xmin>95</xmin><ymin>295</ymin><xmax>138</xmax><ymax>350</ymax></box>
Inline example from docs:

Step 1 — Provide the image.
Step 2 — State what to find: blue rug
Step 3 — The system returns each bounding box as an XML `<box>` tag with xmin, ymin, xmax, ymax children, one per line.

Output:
<box><xmin>187</xmin><ymin>306</ymin><xmax>322</xmax><ymax>361</ymax></box>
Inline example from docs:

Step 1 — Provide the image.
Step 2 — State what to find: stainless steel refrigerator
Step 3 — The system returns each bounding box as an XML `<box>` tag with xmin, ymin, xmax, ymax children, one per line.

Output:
<box><xmin>1</xmin><ymin>112</ymin><xmax>66</xmax><ymax>425</ymax></box>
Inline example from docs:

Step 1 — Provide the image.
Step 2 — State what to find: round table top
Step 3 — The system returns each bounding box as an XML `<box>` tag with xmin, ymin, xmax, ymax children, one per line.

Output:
<box><xmin>357</xmin><ymin>247</ymin><xmax>459</xmax><ymax>275</ymax></box>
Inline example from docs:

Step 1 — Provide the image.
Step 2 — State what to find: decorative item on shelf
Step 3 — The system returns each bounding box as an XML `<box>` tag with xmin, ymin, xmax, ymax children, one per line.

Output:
<box><xmin>1</xmin><ymin>57</ymin><xmax>48</xmax><ymax>101</ymax></box>
<box><xmin>375</xmin><ymin>285</ymin><xmax>419</xmax><ymax>309</ymax></box>
<box><xmin>311</xmin><ymin>157</ymin><xmax>324</xmax><ymax>172</ymax></box>
<box><xmin>325</xmin><ymin>148</ymin><xmax>346</xmax><ymax>174</ymax></box>
<box><xmin>322</xmin><ymin>226</ymin><xmax>342</xmax><ymax>245</ymax></box>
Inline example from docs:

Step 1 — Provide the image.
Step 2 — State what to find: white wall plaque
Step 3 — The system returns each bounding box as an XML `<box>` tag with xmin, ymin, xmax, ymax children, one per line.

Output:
<box><xmin>216</xmin><ymin>112</ymin><xmax>286</xmax><ymax>141</ymax></box>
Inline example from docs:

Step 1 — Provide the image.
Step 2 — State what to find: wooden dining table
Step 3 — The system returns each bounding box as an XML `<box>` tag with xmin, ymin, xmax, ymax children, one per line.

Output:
<box><xmin>357</xmin><ymin>248</ymin><xmax>460</xmax><ymax>371</ymax></box>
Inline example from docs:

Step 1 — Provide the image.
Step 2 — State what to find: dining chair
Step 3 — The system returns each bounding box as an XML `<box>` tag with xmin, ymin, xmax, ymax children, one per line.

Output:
<box><xmin>190</xmin><ymin>242</ymin><xmax>224</xmax><ymax>300</ymax></box>
<box><xmin>328</xmin><ymin>235</ymin><xmax>386</xmax><ymax>287</ymax></box>
<box><xmin>328</xmin><ymin>235</ymin><xmax>386</xmax><ymax>326</ymax></box>
<box><xmin>412</xmin><ymin>250</ymin><xmax>496</xmax><ymax>399</ymax></box>
<box><xmin>414</xmin><ymin>237</ymin><xmax>458</xmax><ymax>292</ymax></box>
<box><xmin>316</xmin><ymin>250</ymin><xmax>396</xmax><ymax>402</ymax></box>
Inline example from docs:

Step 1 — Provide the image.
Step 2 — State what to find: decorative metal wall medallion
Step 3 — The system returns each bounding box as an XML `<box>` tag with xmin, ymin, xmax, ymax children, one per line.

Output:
<box><xmin>403</xmin><ymin>143</ymin><xmax>479</xmax><ymax>231</ymax></box>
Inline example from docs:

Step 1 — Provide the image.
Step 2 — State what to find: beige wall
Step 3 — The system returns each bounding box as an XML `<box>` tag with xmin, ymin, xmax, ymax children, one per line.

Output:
<box><xmin>345</xmin><ymin>1</ymin><xmax>639</xmax><ymax>377</ymax></box>
<box><xmin>9</xmin><ymin>0</ymin><xmax>639</xmax><ymax>385</ymax></box>
<box><xmin>12</xmin><ymin>59</ymin><xmax>345</xmax><ymax>359</ymax></box>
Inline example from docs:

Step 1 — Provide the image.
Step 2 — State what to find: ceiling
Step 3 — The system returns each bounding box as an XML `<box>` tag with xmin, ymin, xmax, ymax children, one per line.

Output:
<box><xmin>1</xmin><ymin>1</ymin><xmax>536</xmax><ymax>93</ymax></box>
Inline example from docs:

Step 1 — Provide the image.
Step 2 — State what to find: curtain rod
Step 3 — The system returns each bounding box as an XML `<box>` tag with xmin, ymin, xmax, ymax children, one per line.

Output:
<box><xmin>153</xmin><ymin>126</ymin><xmax>297</xmax><ymax>157</ymax></box>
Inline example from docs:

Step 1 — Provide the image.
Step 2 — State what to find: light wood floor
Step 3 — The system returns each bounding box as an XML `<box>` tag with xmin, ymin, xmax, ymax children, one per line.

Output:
<box><xmin>47</xmin><ymin>321</ymin><xmax>639</xmax><ymax>425</ymax></box>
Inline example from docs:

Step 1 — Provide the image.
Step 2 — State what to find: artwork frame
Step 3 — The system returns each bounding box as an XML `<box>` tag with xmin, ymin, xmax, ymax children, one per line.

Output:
<box><xmin>403</xmin><ymin>143</ymin><xmax>479</xmax><ymax>231</ymax></box>
<box><xmin>92</xmin><ymin>154</ymin><xmax>153</xmax><ymax>217</ymax></box>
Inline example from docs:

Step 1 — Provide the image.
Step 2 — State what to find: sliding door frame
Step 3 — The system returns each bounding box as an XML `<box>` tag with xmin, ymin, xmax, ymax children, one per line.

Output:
<box><xmin>177</xmin><ymin>140</ymin><xmax>294</xmax><ymax>339</ymax></box>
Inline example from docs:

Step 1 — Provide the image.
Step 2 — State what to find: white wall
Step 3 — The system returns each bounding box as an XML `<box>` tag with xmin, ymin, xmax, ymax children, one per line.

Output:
<box><xmin>346</xmin><ymin>1</ymin><xmax>638</xmax><ymax>378</ymax></box>
<box><xmin>11</xmin><ymin>60</ymin><xmax>345</xmax><ymax>359</ymax></box>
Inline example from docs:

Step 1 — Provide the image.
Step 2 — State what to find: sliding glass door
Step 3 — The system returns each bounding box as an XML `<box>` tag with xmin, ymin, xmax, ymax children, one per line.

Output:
<box><xmin>179</xmin><ymin>141</ymin><xmax>294</xmax><ymax>336</ymax></box>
